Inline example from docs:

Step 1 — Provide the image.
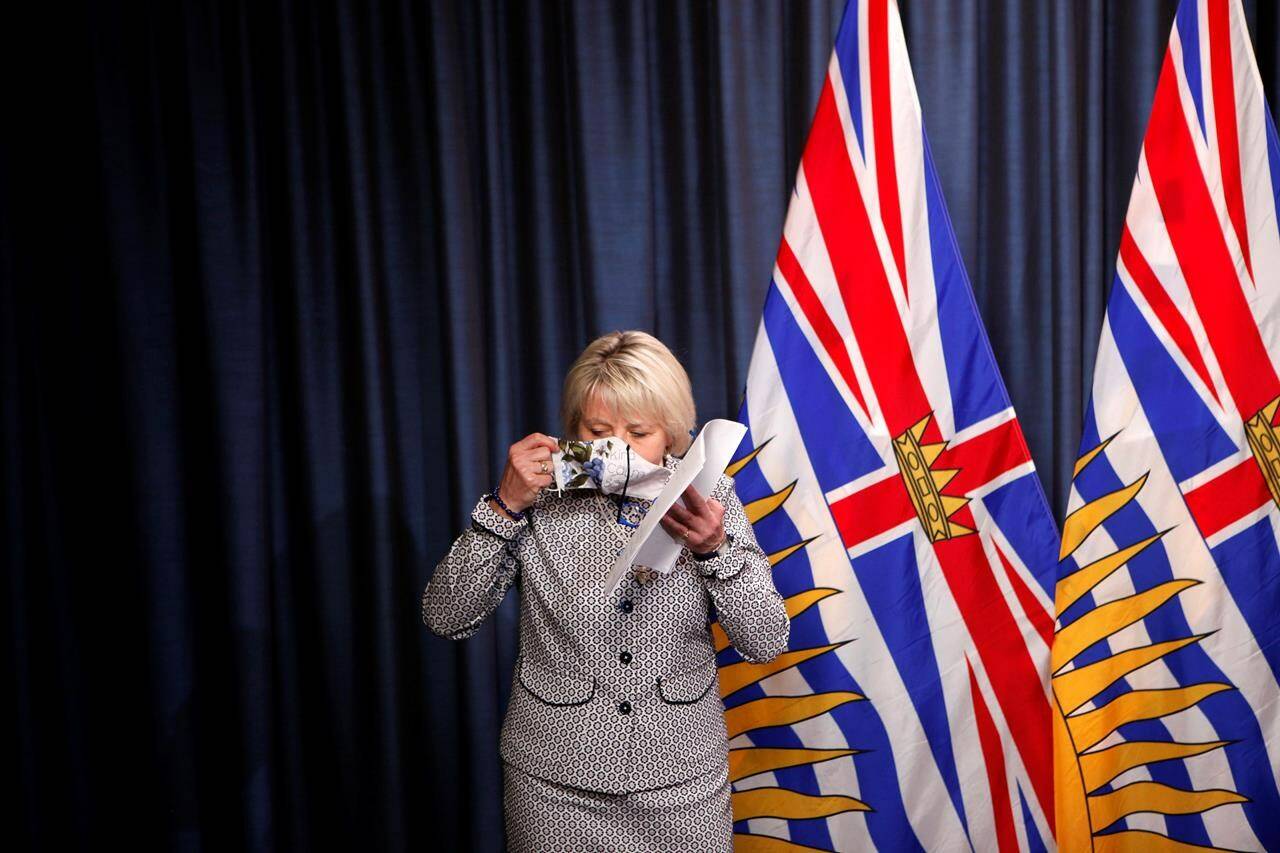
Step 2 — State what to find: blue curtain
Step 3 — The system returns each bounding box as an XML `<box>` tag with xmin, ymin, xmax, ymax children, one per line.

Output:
<box><xmin>5</xmin><ymin>1</ymin><xmax>1280</xmax><ymax>850</ymax></box>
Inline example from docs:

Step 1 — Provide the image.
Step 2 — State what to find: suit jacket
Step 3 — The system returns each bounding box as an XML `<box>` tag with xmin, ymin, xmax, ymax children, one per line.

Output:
<box><xmin>422</xmin><ymin>451</ymin><xmax>791</xmax><ymax>793</ymax></box>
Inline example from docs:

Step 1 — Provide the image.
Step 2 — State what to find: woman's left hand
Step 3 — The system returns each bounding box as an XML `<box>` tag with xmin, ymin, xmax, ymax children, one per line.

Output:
<box><xmin>660</xmin><ymin>483</ymin><xmax>727</xmax><ymax>554</ymax></box>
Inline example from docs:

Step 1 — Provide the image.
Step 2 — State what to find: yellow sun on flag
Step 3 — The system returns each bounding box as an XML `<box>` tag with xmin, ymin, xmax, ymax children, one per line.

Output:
<box><xmin>717</xmin><ymin>440</ymin><xmax>872</xmax><ymax>851</ymax></box>
<box><xmin>1051</xmin><ymin>434</ymin><xmax>1247</xmax><ymax>853</ymax></box>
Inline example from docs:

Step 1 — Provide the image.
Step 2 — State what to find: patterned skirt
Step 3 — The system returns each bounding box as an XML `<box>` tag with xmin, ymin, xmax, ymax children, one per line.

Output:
<box><xmin>502</xmin><ymin>757</ymin><xmax>733</xmax><ymax>853</ymax></box>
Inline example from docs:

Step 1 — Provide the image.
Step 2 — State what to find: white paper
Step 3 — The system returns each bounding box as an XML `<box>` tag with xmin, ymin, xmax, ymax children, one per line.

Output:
<box><xmin>603</xmin><ymin>418</ymin><xmax>748</xmax><ymax>596</ymax></box>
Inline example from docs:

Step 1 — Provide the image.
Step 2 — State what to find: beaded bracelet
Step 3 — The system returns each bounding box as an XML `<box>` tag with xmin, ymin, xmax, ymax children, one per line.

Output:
<box><xmin>486</xmin><ymin>485</ymin><xmax>526</xmax><ymax>521</ymax></box>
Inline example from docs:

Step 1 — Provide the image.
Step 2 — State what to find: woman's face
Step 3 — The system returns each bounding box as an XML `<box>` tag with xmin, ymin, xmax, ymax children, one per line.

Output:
<box><xmin>577</xmin><ymin>393</ymin><xmax>670</xmax><ymax>466</ymax></box>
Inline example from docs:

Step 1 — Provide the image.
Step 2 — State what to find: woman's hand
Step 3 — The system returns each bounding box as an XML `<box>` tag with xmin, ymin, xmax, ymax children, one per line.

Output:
<box><xmin>493</xmin><ymin>433</ymin><xmax>559</xmax><ymax>517</ymax></box>
<box><xmin>660</xmin><ymin>483</ymin><xmax>727</xmax><ymax>554</ymax></box>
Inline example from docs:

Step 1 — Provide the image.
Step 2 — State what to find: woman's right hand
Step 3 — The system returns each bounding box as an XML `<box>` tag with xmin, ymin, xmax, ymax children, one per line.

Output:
<box><xmin>492</xmin><ymin>433</ymin><xmax>559</xmax><ymax>517</ymax></box>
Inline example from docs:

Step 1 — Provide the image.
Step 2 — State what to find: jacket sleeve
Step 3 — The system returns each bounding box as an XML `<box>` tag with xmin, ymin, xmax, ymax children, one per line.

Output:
<box><xmin>691</xmin><ymin>473</ymin><xmax>791</xmax><ymax>663</ymax></box>
<box><xmin>422</xmin><ymin>494</ymin><xmax>528</xmax><ymax>640</ymax></box>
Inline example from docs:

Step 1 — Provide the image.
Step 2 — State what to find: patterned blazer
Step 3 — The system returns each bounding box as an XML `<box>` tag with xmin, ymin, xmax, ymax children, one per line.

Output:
<box><xmin>422</xmin><ymin>451</ymin><xmax>791</xmax><ymax>794</ymax></box>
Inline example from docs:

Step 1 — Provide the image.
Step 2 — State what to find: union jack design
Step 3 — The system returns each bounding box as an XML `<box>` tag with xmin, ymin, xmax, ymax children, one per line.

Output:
<box><xmin>717</xmin><ymin>0</ymin><xmax>1059</xmax><ymax>848</ymax></box>
<box><xmin>1052</xmin><ymin>1</ymin><xmax>1280</xmax><ymax>850</ymax></box>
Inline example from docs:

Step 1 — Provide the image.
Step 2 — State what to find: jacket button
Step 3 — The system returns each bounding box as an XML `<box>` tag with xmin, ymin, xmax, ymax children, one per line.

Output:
<box><xmin>619</xmin><ymin>599</ymin><xmax>633</xmax><ymax>613</ymax></box>
<box><xmin>619</xmin><ymin>650</ymin><xmax>632</xmax><ymax>664</ymax></box>
<box><xmin>618</xmin><ymin>700</ymin><xmax>632</xmax><ymax>714</ymax></box>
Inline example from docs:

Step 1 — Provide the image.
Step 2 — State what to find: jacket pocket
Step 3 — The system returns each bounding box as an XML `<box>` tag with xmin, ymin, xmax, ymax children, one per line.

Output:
<box><xmin>517</xmin><ymin>655</ymin><xmax>597</xmax><ymax>707</ymax></box>
<box><xmin>656</xmin><ymin>654</ymin><xmax>718</xmax><ymax>705</ymax></box>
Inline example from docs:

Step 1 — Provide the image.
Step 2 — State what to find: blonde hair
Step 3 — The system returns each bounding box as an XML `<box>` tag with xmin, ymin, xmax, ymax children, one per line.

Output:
<box><xmin>560</xmin><ymin>330</ymin><xmax>697</xmax><ymax>456</ymax></box>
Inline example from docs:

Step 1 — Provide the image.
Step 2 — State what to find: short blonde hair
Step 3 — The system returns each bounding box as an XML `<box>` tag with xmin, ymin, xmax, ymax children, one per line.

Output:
<box><xmin>560</xmin><ymin>330</ymin><xmax>697</xmax><ymax>456</ymax></box>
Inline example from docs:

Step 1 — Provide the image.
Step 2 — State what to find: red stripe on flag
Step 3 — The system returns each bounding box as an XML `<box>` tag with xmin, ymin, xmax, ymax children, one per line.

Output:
<box><xmin>802</xmin><ymin>78</ymin><xmax>933</xmax><ymax>438</ymax></box>
<box><xmin>776</xmin><ymin>238</ymin><xmax>870</xmax><ymax>416</ymax></box>
<box><xmin>869</xmin><ymin>0</ymin><xmax>908</xmax><ymax>303</ymax></box>
<box><xmin>1118</xmin><ymin>225</ymin><xmax>1221</xmax><ymax>406</ymax></box>
<box><xmin>1141</xmin><ymin>48</ymin><xmax>1280</xmax><ymax>417</ymax></box>
<box><xmin>967</xmin><ymin>660</ymin><xmax>1020</xmax><ymax>853</ymax></box>
<box><xmin>933</xmin><ymin>418</ymin><xmax>1032</xmax><ymax>497</ymax></box>
<box><xmin>1144</xmin><ymin>49</ymin><xmax>1280</xmax><ymax>420</ymax></box>
<box><xmin>994</xmin><ymin>540</ymin><xmax>1055</xmax><ymax>649</ymax></box>
<box><xmin>950</xmin><ymin>503</ymin><xmax>977</xmax><ymax>533</ymax></box>
<box><xmin>934</xmin><ymin>534</ymin><xmax>1055</xmax><ymax>828</ymax></box>
<box><xmin>828</xmin><ymin>474</ymin><xmax>915</xmax><ymax>550</ymax></box>
<box><xmin>1183</xmin><ymin>457</ymin><xmax>1271</xmax><ymax>540</ymax></box>
<box><xmin>1208</xmin><ymin>0</ymin><xmax>1252</xmax><ymax>278</ymax></box>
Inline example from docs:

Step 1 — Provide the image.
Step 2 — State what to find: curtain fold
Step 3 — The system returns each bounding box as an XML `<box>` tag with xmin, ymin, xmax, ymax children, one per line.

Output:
<box><xmin>5</xmin><ymin>1</ymin><xmax>1280</xmax><ymax>850</ymax></box>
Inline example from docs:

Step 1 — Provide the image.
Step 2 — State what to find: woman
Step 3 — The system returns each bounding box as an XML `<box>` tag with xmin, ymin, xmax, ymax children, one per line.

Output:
<box><xmin>422</xmin><ymin>330</ymin><xmax>790</xmax><ymax>852</ymax></box>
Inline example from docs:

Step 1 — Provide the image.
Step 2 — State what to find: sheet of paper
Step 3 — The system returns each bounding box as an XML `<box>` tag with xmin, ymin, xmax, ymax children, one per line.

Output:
<box><xmin>603</xmin><ymin>418</ymin><xmax>748</xmax><ymax>596</ymax></box>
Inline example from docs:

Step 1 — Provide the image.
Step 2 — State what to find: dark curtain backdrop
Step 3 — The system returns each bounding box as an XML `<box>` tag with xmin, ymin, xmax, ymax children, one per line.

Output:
<box><xmin>6</xmin><ymin>1</ymin><xmax>1280</xmax><ymax>850</ymax></box>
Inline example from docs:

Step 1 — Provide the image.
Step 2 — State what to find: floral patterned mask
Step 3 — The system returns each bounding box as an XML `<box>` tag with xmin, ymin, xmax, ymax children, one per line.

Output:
<box><xmin>552</xmin><ymin>436</ymin><xmax>672</xmax><ymax>501</ymax></box>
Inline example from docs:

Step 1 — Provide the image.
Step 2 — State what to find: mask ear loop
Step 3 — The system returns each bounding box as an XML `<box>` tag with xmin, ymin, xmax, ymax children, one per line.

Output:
<box><xmin>616</xmin><ymin>445</ymin><xmax>633</xmax><ymax>525</ymax></box>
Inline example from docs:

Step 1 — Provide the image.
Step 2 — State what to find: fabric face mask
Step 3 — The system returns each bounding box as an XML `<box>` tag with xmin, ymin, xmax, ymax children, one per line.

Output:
<box><xmin>551</xmin><ymin>436</ymin><xmax>672</xmax><ymax>501</ymax></box>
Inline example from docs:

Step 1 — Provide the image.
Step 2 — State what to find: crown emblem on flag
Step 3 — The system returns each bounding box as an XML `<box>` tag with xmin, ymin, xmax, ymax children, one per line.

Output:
<box><xmin>1244</xmin><ymin>397</ymin><xmax>1280</xmax><ymax>509</ymax></box>
<box><xmin>891</xmin><ymin>413</ymin><xmax>974</xmax><ymax>541</ymax></box>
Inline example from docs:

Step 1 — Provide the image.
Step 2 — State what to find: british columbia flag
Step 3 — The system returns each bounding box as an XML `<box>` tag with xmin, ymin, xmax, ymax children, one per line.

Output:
<box><xmin>717</xmin><ymin>0</ymin><xmax>1059</xmax><ymax>849</ymax></box>
<box><xmin>1052</xmin><ymin>1</ymin><xmax>1280</xmax><ymax>851</ymax></box>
